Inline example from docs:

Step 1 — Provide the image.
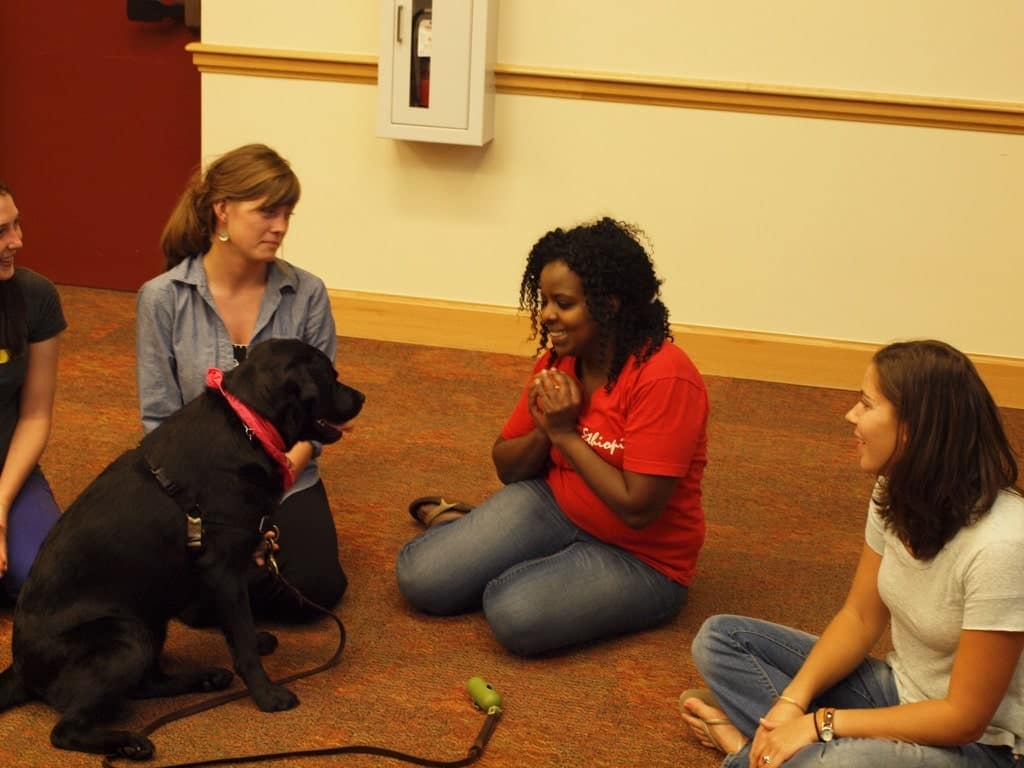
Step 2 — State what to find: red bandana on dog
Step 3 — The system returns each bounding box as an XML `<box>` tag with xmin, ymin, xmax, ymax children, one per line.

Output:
<box><xmin>206</xmin><ymin>368</ymin><xmax>296</xmax><ymax>492</ymax></box>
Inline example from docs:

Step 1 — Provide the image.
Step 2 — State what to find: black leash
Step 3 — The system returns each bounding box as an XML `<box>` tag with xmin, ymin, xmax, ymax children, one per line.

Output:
<box><xmin>100</xmin><ymin>575</ymin><xmax>502</xmax><ymax>768</ymax></box>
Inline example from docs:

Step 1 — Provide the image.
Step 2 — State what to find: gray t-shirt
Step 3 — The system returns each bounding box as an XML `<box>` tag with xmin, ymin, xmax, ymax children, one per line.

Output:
<box><xmin>0</xmin><ymin>268</ymin><xmax>67</xmax><ymax>470</ymax></box>
<box><xmin>866</xmin><ymin>487</ymin><xmax>1024</xmax><ymax>753</ymax></box>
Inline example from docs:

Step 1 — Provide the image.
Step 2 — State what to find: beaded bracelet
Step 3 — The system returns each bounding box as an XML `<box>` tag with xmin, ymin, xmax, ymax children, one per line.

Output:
<box><xmin>777</xmin><ymin>694</ymin><xmax>806</xmax><ymax>712</ymax></box>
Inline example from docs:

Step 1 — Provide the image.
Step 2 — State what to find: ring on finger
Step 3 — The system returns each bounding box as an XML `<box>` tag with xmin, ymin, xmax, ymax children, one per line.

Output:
<box><xmin>761</xmin><ymin>756</ymin><xmax>772</xmax><ymax>766</ymax></box>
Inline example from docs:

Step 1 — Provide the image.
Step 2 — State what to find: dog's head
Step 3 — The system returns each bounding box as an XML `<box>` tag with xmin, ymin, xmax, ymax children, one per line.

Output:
<box><xmin>223</xmin><ymin>338</ymin><xmax>365</xmax><ymax>448</ymax></box>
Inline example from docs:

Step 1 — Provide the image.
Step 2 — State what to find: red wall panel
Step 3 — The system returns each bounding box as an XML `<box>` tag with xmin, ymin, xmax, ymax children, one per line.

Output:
<box><xmin>0</xmin><ymin>3</ymin><xmax>200</xmax><ymax>291</ymax></box>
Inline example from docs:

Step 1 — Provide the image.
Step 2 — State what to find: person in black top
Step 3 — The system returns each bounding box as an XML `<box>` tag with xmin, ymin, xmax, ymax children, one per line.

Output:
<box><xmin>0</xmin><ymin>180</ymin><xmax>67</xmax><ymax>603</ymax></box>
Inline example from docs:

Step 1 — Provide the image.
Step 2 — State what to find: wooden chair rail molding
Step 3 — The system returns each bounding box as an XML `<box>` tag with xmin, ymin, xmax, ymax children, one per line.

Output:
<box><xmin>186</xmin><ymin>43</ymin><xmax>1024</xmax><ymax>135</ymax></box>
<box><xmin>329</xmin><ymin>290</ymin><xmax>1024</xmax><ymax>409</ymax></box>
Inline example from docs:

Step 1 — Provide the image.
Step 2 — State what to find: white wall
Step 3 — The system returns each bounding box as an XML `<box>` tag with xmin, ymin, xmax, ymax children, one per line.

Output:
<box><xmin>199</xmin><ymin>1</ymin><xmax>1024</xmax><ymax>358</ymax></box>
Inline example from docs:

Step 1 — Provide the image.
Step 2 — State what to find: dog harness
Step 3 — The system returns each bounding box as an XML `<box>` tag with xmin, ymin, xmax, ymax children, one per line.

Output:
<box><xmin>206</xmin><ymin>367</ymin><xmax>296</xmax><ymax>491</ymax></box>
<box><xmin>142</xmin><ymin>458</ymin><xmax>205</xmax><ymax>550</ymax></box>
<box><xmin>141</xmin><ymin>450</ymin><xmax>278</xmax><ymax>558</ymax></box>
<box><xmin>138</xmin><ymin>371</ymin><xmax>294</xmax><ymax>557</ymax></box>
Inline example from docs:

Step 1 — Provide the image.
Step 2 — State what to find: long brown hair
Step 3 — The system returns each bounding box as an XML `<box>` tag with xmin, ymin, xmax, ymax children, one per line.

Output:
<box><xmin>872</xmin><ymin>340</ymin><xmax>1020</xmax><ymax>559</ymax></box>
<box><xmin>159</xmin><ymin>144</ymin><xmax>301</xmax><ymax>269</ymax></box>
<box><xmin>0</xmin><ymin>180</ymin><xmax>27</xmax><ymax>357</ymax></box>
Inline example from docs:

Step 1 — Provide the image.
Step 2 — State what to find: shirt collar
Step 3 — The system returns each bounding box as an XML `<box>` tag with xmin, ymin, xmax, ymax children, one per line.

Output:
<box><xmin>171</xmin><ymin>255</ymin><xmax>298</xmax><ymax>295</ymax></box>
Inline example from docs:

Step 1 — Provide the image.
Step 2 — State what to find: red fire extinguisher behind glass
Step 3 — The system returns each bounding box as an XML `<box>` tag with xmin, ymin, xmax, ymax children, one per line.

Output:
<box><xmin>410</xmin><ymin>8</ymin><xmax>431</xmax><ymax>108</ymax></box>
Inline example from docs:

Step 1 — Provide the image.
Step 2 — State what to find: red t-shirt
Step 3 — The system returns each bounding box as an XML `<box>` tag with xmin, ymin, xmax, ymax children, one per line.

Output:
<box><xmin>500</xmin><ymin>342</ymin><xmax>708</xmax><ymax>585</ymax></box>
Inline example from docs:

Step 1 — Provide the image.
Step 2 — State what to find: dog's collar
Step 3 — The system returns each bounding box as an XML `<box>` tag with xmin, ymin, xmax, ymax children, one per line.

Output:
<box><xmin>206</xmin><ymin>368</ymin><xmax>296</xmax><ymax>492</ymax></box>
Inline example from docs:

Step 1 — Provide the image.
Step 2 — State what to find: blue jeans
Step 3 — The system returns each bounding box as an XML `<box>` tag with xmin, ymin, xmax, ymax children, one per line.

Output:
<box><xmin>691</xmin><ymin>615</ymin><xmax>1016</xmax><ymax>768</ymax></box>
<box><xmin>1</xmin><ymin>469</ymin><xmax>61</xmax><ymax>602</ymax></box>
<box><xmin>395</xmin><ymin>478</ymin><xmax>687</xmax><ymax>655</ymax></box>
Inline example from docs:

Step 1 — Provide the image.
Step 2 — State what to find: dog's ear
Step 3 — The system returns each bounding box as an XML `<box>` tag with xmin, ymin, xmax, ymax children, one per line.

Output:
<box><xmin>292</xmin><ymin>369</ymin><xmax>322</xmax><ymax>404</ymax></box>
<box><xmin>271</xmin><ymin>364</ymin><xmax>323</xmax><ymax>447</ymax></box>
<box><xmin>226</xmin><ymin>339</ymin><xmax>303</xmax><ymax>404</ymax></box>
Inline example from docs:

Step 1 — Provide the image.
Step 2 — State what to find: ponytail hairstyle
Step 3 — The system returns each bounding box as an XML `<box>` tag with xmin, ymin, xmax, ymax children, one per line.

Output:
<box><xmin>872</xmin><ymin>339</ymin><xmax>1021</xmax><ymax>559</ymax></box>
<box><xmin>159</xmin><ymin>144</ymin><xmax>301</xmax><ymax>269</ymax></box>
<box><xmin>519</xmin><ymin>216</ymin><xmax>671</xmax><ymax>390</ymax></box>
<box><xmin>0</xmin><ymin>179</ymin><xmax>27</xmax><ymax>358</ymax></box>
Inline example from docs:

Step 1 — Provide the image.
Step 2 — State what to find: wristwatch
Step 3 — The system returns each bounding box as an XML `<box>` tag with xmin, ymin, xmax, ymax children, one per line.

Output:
<box><xmin>819</xmin><ymin>708</ymin><xmax>836</xmax><ymax>742</ymax></box>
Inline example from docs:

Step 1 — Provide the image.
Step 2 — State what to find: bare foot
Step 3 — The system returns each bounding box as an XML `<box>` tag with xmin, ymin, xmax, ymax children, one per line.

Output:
<box><xmin>680</xmin><ymin>696</ymin><xmax>747</xmax><ymax>755</ymax></box>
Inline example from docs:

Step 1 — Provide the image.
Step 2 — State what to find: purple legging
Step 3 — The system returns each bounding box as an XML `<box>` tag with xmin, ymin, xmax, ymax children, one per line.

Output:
<box><xmin>2</xmin><ymin>469</ymin><xmax>61</xmax><ymax>601</ymax></box>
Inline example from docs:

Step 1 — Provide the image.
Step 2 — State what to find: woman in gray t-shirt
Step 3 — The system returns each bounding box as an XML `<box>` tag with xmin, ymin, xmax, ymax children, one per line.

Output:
<box><xmin>681</xmin><ymin>339</ymin><xmax>1023</xmax><ymax>768</ymax></box>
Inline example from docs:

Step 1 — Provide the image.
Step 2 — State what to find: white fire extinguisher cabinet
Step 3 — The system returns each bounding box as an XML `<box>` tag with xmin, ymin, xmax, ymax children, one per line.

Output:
<box><xmin>376</xmin><ymin>0</ymin><xmax>498</xmax><ymax>146</ymax></box>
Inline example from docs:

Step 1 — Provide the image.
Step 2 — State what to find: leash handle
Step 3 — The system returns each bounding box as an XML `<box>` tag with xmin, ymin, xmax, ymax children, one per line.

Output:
<box><xmin>466</xmin><ymin>676</ymin><xmax>502</xmax><ymax>714</ymax></box>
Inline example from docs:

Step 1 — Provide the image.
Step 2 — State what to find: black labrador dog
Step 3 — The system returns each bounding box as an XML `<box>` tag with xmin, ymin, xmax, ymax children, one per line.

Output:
<box><xmin>0</xmin><ymin>338</ymin><xmax>364</xmax><ymax>759</ymax></box>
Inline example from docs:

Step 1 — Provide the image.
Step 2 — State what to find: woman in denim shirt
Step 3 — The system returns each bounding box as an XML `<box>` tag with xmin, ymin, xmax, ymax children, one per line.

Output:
<box><xmin>136</xmin><ymin>144</ymin><xmax>346</xmax><ymax>623</ymax></box>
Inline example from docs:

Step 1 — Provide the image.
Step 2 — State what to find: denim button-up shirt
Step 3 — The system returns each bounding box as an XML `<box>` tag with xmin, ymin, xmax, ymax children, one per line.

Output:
<box><xmin>135</xmin><ymin>255</ymin><xmax>338</xmax><ymax>499</ymax></box>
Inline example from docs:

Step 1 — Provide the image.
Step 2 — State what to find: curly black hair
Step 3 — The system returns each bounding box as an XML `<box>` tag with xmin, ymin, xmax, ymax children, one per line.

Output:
<box><xmin>519</xmin><ymin>217</ymin><xmax>672</xmax><ymax>390</ymax></box>
<box><xmin>871</xmin><ymin>340</ymin><xmax>1021</xmax><ymax>559</ymax></box>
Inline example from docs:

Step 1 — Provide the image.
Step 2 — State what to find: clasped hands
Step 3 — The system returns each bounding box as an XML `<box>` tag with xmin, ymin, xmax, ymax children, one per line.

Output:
<box><xmin>749</xmin><ymin>699</ymin><xmax>818</xmax><ymax>768</ymax></box>
<box><xmin>529</xmin><ymin>368</ymin><xmax>580</xmax><ymax>436</ymax></box>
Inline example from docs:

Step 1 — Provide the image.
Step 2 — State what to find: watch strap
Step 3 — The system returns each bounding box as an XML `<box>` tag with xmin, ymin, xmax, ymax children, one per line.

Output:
<box><xmin>821</xmin><ymin>708</ymin><xmax>836</xmax><ymax>741</ymax></box>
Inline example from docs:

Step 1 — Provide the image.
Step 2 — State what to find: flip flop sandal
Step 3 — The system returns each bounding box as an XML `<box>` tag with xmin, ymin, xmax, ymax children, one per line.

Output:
<box><xmin>679</xmin><ymin>688</ymin><xmax>732</xmax><ymax>755</ymax></box>
<box><xmin>408</xmin><ymin>496</ymin><xmax>474</xmax><ymax>528</ymax></box>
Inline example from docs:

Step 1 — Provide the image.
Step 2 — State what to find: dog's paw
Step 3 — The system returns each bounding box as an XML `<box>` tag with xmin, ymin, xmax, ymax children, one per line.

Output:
<box><xmin>253</xmin><ymin>684</ymin><xmax>299</xmax><ymax>712</ymax></box>
<box><xmin>256</xmin><ymin>631</ymin><xmax>278</xmax><ymax>656</ymax></box>
<box><xmin>51</xmin><ymin>724</ymin><xmax>154</xmax><ymax>760</ymax></box>
<box><xmin>202</xmin><ymin>668</ymin><xmax>235</xmax><ymax>691</ymax></box>
<box><xmin>116</xmin><ymin>734</ymin><xmax>156</xmax><ymax>761</ymax></box>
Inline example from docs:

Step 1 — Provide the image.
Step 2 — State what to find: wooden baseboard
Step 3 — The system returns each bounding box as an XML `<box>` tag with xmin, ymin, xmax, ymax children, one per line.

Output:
<box><xmin>329</xmin><ymin>290</ymin><xmax>538</xmax><ymax>357</ymax></box>
<box><xmin>329</xmin><ymin>290</ymin><xmax>1024</xmax><ymax>409</ymax></box>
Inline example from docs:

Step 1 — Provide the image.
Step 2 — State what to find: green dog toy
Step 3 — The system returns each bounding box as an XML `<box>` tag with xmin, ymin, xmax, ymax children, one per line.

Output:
<box><xmin>466</xmin><ymin>676</ymin><xmax>503</xmax><ymax>714</ymax></box>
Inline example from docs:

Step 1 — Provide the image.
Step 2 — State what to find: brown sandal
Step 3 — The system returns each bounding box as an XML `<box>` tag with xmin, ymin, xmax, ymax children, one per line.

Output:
<box><xmin>408</xmin><ymin>496</ymin><xmax>474</xmax><ymax>528</ymax></box>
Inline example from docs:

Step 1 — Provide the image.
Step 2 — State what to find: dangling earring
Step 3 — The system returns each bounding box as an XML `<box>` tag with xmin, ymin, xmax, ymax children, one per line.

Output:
<box><xmin>217</xmin><ymin>230</ymin><xmax>230</xmax><ymax>243</ymax></box>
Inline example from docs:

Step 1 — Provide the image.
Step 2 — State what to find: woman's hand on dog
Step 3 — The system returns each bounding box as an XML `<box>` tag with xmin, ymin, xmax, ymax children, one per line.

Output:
<box><xmin>285</xmin><ymin>442</ymin><xmax>314</xmax><ymax>476</ymax></box>
<box><xmin>252</xmin><ymin>530</ymin><xmax>279</xmax><ymax>568</ymax></box>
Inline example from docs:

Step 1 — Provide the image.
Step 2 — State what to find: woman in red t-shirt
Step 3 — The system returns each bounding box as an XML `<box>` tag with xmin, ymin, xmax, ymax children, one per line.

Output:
<box><xmin>396</xmin><ymin>217</ymin><xmax>709</xmax><ymax>655</ymax></box>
